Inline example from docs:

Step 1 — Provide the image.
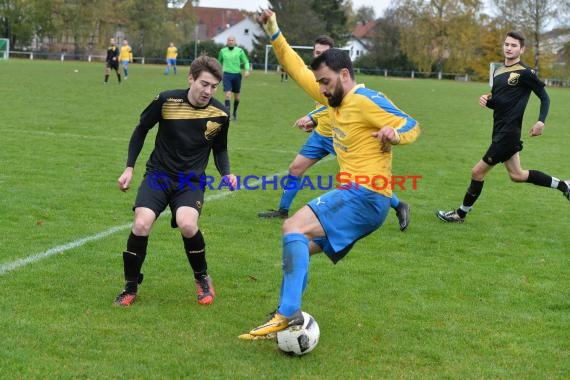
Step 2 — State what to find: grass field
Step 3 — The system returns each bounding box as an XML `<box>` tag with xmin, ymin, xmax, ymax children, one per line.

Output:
<box><xmin>1</xmin><ymin>59</ymin><xmax>569</xmax><ymax>379</ymax></box>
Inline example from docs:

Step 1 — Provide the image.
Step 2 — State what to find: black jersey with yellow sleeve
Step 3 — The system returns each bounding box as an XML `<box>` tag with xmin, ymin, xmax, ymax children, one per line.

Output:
<box><xmin>106</xmin><ymin>45</ymin><xmax>119</xmax><ymax>63</ymax></box>
<box><xmin>126</xmin><ymin>89</ymin><xmax>230</xmax><ymax>178</ymax></box>
<box><xmin>487</xmin><ymin>61</ymin><xmax>549</xmax><ymax>141</ymax></box>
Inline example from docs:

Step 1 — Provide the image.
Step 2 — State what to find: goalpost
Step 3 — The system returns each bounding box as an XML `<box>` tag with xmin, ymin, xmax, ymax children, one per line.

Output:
<box><xmin>0</xmin><ymin>38</ymin><xmax>9</xmax><ymax>59</ymax></box>
<box><xmin>264</xmin><ymin>44</ymin><xmax>313</xmax><ymax>73</ymax></box>
<box><xmin>489</xmin><ymin>62</ymin><xmax>502</xmax><ymax>87</ymax></box>
<box><xmin>264</xmin><ymin>44</ymin><xmax>351</xmax><ymax>73</ymax></box>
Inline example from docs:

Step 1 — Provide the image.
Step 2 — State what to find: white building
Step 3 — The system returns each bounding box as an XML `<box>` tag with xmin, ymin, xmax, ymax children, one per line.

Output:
<box><xmin>212</xmin><ymin>17</ymin><xmax>263</xmax><ymax>52</ymax></box>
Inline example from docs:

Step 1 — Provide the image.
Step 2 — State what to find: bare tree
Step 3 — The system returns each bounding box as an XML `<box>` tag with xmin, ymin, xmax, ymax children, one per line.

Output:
<box><xmin>491</xmin><ymin>0</ymin><xmax>570</xmax><ymax>71</ymax></box>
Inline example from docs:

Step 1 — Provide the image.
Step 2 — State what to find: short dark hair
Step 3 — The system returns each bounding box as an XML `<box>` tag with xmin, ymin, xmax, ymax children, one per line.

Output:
<box><xmin>189</xmin><ymin>55</ymin><xmax>223</xmax><ymax>82</ymax></box>
<box><xmin>506</xmin><ymin>31</ymin><xmax>525</xmax><ymax>48</ymax></box>
<box><xmin>314</xmin><ymin>35</ymin><xmax>334</xmax><ymax>48</ymax></box>
<box><xmin>310</xmin><ymin>48</ymin><xmax>354</xmax><ymax>79</ymax></box>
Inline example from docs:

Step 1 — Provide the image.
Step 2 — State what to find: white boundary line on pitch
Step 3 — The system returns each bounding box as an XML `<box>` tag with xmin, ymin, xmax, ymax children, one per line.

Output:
<box><xmin>0</xmin><ymin>158</ymin><xmax>335</xmax><ymax>276</ymax></box>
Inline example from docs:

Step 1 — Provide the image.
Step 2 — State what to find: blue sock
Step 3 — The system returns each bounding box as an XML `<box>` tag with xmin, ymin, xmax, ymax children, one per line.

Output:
<box><xmin>278</xmin><ymin>175</ymin><xmax>301</xmax><ymax>211</ymax></box>
<box><xmin>277</xmin><ymin>233</ymin><xmax>309</xmax><ymax>317</ymax></box>
<box><xmin>124</xmin><ymin>69</ymin><xmax>128</xmax><ymax>77</ymax></box>
<box><xmin>390</xmin><ymin>192</ymin><xmax>400</xmax><ymax>209</ymax></box>
<box><xmin>278</xmin><ymin>270</ymin><xmax>309</xmax><ymax>301</ymax></box>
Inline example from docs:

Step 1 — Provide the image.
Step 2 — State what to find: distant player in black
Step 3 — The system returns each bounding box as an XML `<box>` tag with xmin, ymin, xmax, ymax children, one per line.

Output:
<box><xmin>104</xmin><ymin>38</ymin><xmax>121</xmax><ymax>84</ymax></box>
<box><xmin>114</xmin><ymin>55</ymin><xmax>237</xmax><ymax>306</ymax></box>
<box><xmin>437</xmin><ymin>31</ymin><xmax>569</xmax><ymax>223</ymax></box>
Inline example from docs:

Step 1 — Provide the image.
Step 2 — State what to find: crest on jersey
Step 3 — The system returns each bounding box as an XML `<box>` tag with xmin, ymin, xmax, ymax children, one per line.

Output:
<box><xmin>205</xmin><ymin>121</ymin><xmax>222</xmax><ymax>140</ymax></box>
<box><xmin>508</xmin><ymin>72</ymin><xmax>520</xmax><ymax>86</ymax></box>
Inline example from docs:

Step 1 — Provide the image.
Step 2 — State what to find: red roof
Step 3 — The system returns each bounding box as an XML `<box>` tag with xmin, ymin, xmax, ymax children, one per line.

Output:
<box><xmin>185</xmin><ymin>6</ymin><xmax>248</xmax><ymax>39</ymax></box>
<box><xmin>352</xmin><ymin>20</ymin><xmax>378</xmax><ymax>39</ymax></box>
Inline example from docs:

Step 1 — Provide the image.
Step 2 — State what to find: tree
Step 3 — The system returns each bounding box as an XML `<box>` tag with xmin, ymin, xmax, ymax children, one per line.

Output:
<box><xmin>0</xmin><ymin>0</ymin><xmax>35</xmax><ymax>48</ymax></box>
<box><xmin>309</xmin><ymin>0</ymin><xmax>349</xmax><ymax>45</ymax></box>
<box><xmin>354</xmin><ymin>6</ymin><xmax>376</xmax><ymax>24</ymax></box>
<box><xmin>393</xmin><ymin>0</ymin><xmax>484</xmax><ymax>74</ymax></box>
<box><xmin>354</xmin><ymin>7</ymin><xmax>413</xmax><ymax>71</ymax></box>
<box><xmin>490</xmin><ymin>0</ymin><xmax>570</xmax><ymax>72</ymax></box>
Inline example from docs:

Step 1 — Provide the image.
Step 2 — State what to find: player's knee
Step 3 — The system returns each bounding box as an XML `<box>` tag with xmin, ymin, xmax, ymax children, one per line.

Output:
<box><xmin>470</xmin><ymin>167</ymin><xmax>485</xmax><ymax>181</ymax></box>
<box><xmin>132</xmin><ymin>219</ymin><xmax>152</xmax><ymax>236</ymax></box>
<box><xmin>283</xmin><ymin>218</ymin><xmax>306</xmax><ymax>235</ymax></box>
<box><xmin>177</xmin><ymin>220</ymin><xmax>198</xmax><ymax>237</ymax></box>
<box><xmin>288</xmin><ymin>164</ymin><xmax>305</xmax><ymax>177</ymax></box>
<box><xmin>508</xmin><ymin>172</ymin><xmax>526</xmax><ymax>182</ymax></box>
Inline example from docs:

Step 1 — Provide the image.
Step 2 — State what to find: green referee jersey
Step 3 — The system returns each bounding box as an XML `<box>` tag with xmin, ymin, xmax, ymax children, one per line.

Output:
<box><xmin>218</xmin><ymin>46</ymin><xmax>250</xmax><ymax>74</ymax></box>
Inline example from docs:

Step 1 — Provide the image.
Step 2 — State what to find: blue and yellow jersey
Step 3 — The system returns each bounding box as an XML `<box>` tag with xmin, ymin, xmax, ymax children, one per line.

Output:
<box><xmin>307</xmin><ymin>104</ymin><xmax>332</xmax><ymax>138</ymax></box>
<box><xmin>270</xmin><ymin>31</ymin><xmax>420</xmax><ymax>196</ymax></box>
<box><xmin>119</xmin><ymin>45</ymin><xmax>132</xmax><ymax>62</ymax></box>
<box><xmin>166</xmin><ymin>46</ymin><xmax>177</xmax><ymax>60</ymax></box>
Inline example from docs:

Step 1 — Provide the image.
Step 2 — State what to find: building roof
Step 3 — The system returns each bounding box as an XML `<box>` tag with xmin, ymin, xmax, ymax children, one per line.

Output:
<box><xmin>352</xmin><ymin>20</ymin><xmax>378</xmax><ymax>39</ymax></box>
<box><xmin>185</xmin><ymin>5</ymin><xmax>249</xmax><ymax>39</ymax></box>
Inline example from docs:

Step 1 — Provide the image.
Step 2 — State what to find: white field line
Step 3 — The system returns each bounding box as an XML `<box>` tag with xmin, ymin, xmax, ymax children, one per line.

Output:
<box><xmin>0</xmin><ymin>158</ymin><xmax>334</xmax><ymax>276</ymax></box>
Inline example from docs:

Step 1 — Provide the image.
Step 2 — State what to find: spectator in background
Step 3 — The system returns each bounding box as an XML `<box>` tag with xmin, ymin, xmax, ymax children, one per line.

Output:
<box><xmin>165</xmin><ymin>42</ymin><xmax>178</xmax><ymax>75</ymax></box>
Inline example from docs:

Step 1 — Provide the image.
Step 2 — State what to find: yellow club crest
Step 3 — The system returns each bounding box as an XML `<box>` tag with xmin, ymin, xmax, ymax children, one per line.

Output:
<box><xmin>508</xmin><ymin>72</ymin><xmax>520</xmax><ymax>86</ymax></box>
<box><xmin>205</xmin><ymin>121</ymin><xmax>222</xmax><ymax>140</ymax></box>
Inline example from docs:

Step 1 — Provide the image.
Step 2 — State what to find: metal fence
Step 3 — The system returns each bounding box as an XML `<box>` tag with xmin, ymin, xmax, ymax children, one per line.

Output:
<box><xmin>7</xmin><ymin>50</ymin><xmax>569</xmax><ymax>86</ymax></box>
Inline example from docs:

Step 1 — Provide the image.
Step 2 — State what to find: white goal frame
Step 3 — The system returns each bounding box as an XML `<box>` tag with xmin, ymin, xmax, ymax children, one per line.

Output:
<box><xmin>264</xmin><ymin>44</ymin><xmax>314</xmax><ymax>73</ymax></box>
<box><xmin>264</xmin><ymin>44</ymin><xmax>351</xmax><ymax>73</ymax></box>
<box><xmin>0</xmin><ymin>38</ymin><xmax>9</xmax><ymax>59</ymax></box>
<box><xmin>489</xmin><ymin>62</ymin><xmax>502</xmax><ymax>87</ymax></box>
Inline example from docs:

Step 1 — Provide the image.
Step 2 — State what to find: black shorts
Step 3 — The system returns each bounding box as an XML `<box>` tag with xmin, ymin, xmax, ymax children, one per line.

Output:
<box><xmin>482</xmin><ymin>137</ymin><xmax>523</xmax><ymax>165</ymax></box>
<box><xmin>222</xmin><ymin>72</ymin><xmax>242</xmax><ymax>93</ymax></box>
<box><xmin>133</xmin><ymin>173</ymin><xmax>204</xmax><ymax>228</ymax></box>
<box><xmin>106</xmin><ymin>60</ymin><xmax>119</xmax><ymax>71</ymax></box>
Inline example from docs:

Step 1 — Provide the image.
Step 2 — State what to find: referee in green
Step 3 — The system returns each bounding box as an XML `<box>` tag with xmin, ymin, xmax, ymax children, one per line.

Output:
<box><xmin>217</xmin><ymin>35</ymin><xmax>250</xmax><ymax>120</ymax></box>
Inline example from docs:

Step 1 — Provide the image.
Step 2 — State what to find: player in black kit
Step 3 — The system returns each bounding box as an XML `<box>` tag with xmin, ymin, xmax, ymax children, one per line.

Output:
<box><xmin>114</xmin><ymin>55</ymin><xmax>237</xmax><ymax>306</ymax></box>
<box><xmin>104</xmin><ymin>38</ymin><xmax>121</xmax><ymax>84</ymax></box>
<box><xmin>437</xmin><ymin>31</ymin><xmax>569</xmax><ymax>223</ymax></box>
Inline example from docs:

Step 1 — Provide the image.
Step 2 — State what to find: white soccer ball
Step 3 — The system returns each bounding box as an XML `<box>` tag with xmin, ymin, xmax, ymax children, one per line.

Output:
<box><xmin>276</xmin><ymin>311</ymin><xmax>320</xmax><ymax>356</ymax></box>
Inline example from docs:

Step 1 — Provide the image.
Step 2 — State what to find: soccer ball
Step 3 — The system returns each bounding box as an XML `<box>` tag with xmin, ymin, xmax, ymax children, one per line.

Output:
<box><xmin>276</xmin><ymin>311</ymin><xmax>320</xmax><ymax>356</ymax></box>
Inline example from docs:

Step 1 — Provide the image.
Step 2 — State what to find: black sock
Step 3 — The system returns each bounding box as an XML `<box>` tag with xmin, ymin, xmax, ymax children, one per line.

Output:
<box><xmin>183</xmin><ymin>231</ymin><xmax>207</xmax><ymax>280</ymax></box>
<box><xmin>527</xmin><ymin>169</ymin><xmax>553</xmax><ymax>188</ymax></box>
<box><xmin>233</xmin><ymin>100</ymin><xmax>239</xmax><ymax>116</ymax></box>
<box><xmin>558</xmin><ymin>181</ymin><xmax>569</xmax><ymax>192</ymax></box>
<box><xmin>224</xmin><ymin>99</ymin><xmax>230</xmax><ymax>112</ymax></box>
<box><xmin>123</xmin><ymin>232</ymin><xmax>148</xmax><ymax>293</ymax></box>
<box><xmin>457</xmin><ymin>179</ymin><xmax>484</xmax><ymax>218</ymax></box>
<box><xmin>104</xmin><ymin>74</ymin><xmax>109</xmax><ymax>82</ymax></box>
<box><xmin>117</xmin><ymin>73</ymin><xmax>121</xmax><ymax>83</ymax></box>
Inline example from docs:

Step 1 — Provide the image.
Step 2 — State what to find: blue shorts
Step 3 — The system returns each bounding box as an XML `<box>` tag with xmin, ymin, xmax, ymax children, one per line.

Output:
<box><xmin>121</xmin><ymin>60</ymin><xmax>129</xmax><ymax>66</ymax></box>
<box><xmin>167</xmin><ymin>58</ymin><xmax>176</xmax><ymax>66</ymax></box>
<box><xmin>308</xmin><ymin>186</ymin><xmax>390</xmax><ymax>263</ymax></box>
<box><xmin>223</xmin><ymin>72</ymin><xmax>242</xmax><ymax>93</ymax></box>
<box><xmin>299</xmin><ymin>131</ymin><xmax>335</xmax><ymax>159</ymax></box>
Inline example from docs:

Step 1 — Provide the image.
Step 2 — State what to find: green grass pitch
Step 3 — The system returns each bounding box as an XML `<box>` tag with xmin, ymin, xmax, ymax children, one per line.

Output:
<box><xmin>0</xmin><ymin>59</ymin><xmax>569</xmax><ymax>379</ymax></box>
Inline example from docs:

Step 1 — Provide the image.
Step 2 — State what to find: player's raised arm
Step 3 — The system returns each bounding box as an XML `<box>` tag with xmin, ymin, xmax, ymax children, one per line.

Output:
<box><xmin>258</xmin><ymin>10</ymin><xmax>326</xmax><ymax>105</ymax></box>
